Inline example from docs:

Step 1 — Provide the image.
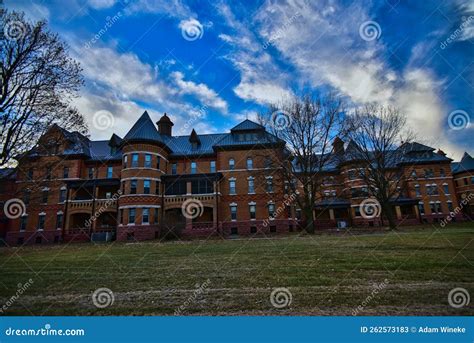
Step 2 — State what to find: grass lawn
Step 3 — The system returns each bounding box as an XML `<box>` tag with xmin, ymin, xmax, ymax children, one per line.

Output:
<box><xmin>0</xmin><ymin>223</ymin><xmax>473</xmax><ymax>316</ymax></box>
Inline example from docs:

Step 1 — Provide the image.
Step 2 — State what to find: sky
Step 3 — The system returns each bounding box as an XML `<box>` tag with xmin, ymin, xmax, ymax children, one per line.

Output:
<box><xmin>5</xmin><ymin>0</ymin><xmax>473</xmax><ymax>159</ymax></box>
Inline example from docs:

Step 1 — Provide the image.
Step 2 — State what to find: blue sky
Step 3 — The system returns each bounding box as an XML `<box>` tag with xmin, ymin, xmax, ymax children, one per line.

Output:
<box><xmin>5</xmin><ymin>0</ymin><xmax>473</xmax><ymax>159</ymax></box>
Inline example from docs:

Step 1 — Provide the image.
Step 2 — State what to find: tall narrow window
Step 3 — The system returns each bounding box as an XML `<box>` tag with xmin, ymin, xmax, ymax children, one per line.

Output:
<box><xmin>63</xmin><ymin>167</ymin><xmax>69</xmax><ymax>179</ymax></box>
<box><xmin>268</xmin><ymin>204</ymin><xmax>275</xmax><ymax>218</ymax></box>
<box><xmin>191</xmin><ymin>161</ymin><xmax>197</xmax><ymax>174</ymax></box>
<box><xmin>42</xmin><ymin>190</ymin><xmax>48</xmax><ymax>204</ymax></box>
<box><xmin>229</xmin><ymin>158</ymin><xmax>235</xmax><ymax>170</ymax></box>
<box><xmin>249</xmin><ymin>204</ymin><xmax>256</xmax><ymax>219</ymax></box>
<box><xmin>156</xmin><ymin>156</ymin><xmax>161</xmax><ymax>169</ymax></box>
<box><xmin>123</xmin><ymin>155</ymin><xmax>128</xmax><ymax>168</ymax></box>
<box><xmin>440</xmin><ymin>168</ymin><xmax>446</xmax><ymax>177</ymax></box>
<box><xmin>88</xmin><ymin>167</ymin><xmax>95</xmax><ymax>179</ymax></box>
<box><xmin>230</xmin><ymin>205</ymin><xmax>237</xmax><ymax>220</ymax></box>
<box><xmin>154</xmin><ymin>208</ymin><xmax>159</xmax><ymax>224</ymax></box>
<box><xmin>210</xmin><ymin>161</ymin><xmax>216</xmax><ymax>173</ymax></box>
<box><xmin>59</xmin><ymin>189</ymin><xmax>66</xmax><ymax>202</ymax></box>
<box><xmin>171</xmin><ymin>163</ymin><xmax>177</xmax><ymax>175</ymax></box>
<box><xmin>248</xmin><ymin>178</ymin><xmax>255</xmax><ymax>193</ymax></box>
<box><xmin>142</xmin><ymin>208</ymin><xmax>149</xmax><ymax>224</ymax></box>
<box><xmin>107</xmin><ymin>166</ymin><xmax>113</xmax><ymax>178</ymax></box>
<box><xmin>415</xmin><ymin>184</ymin><xmax>421</xmax><ymax>197</ymax></box>
<box><xmin>229</xmin><ymin>180</ymin><xmax>236</xmax><ymax>195</ymax></box>
<box><xmin>418</xmin><ymin>202</ymin><xmax>425</xmax><ymax>215</ymax></box>
<box><xmin>447</xmin><ymin>201</ymin><xmax>453</xmax><ymax>212</ymax></box>
<box><xmin>120</xmin><ymin>209</ymin><xmax>124</xmax><ymax>224</ymax></box>
<box><xmin>429</xmin><ymin>202</ymin><xmax>436</xmax><ymax>214</ymax></box>
<box><xmin>247</xmin><ymin>158</ymin><xmax>253</xmax><ymax>170</ymax></box>
<box><xmin>144</xmin><ymin>180</ymin><xmax>150</xmax><ymax>194</ymax></box>
<box><xmin>56</xmin><ymin>213</ymin><xmax>63</xmax><ymax>229</ymax></box>
<box><xmin>266</xmin><ymin>177</ymin><xmax>273</xmax><ymax>192</ymax></box>
<box><xmin>131</xmin><ymin>153</ymin><xmax>139</xmax><ymax>167</ymax></box>
<box><xmin>128</xmin><ymin>208</ymin><xmax>136</xmax><ymax>224</ymax></box>
<box><xmin>23</xmin><ymin>191</ymin><xmax>30</xmax><ymax>205</ymax></box>
<box><xmin>443</xmin><ymin>184</ymin><xmax>449</xmax><ymax>195</ymax></box>
<box><xmin>46</xmin><ymin>167</ymin><xmax>52</xmax><ymax>180</ymax></box>
<box><xmin>145</xmin><ymin>154</ymin><xmax>152</xmax><ymax>168</ymax></box>
<box><xmin>20</xmin><ymin>216</ymin><xmax>28</xmax><ymax>231</ymax></box>
<box><xmin>131</xmin><ymin>180</ymin><xmax>137</xmax><ymax>194</ymax></box>
<box><xmin>38</xmin><ymin>214</ymin><xmax>45</xmax><ymax>230</ymax></box>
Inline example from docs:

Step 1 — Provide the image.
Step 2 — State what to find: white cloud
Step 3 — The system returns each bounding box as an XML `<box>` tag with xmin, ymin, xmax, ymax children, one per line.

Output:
<box><xmin>87</xmin><ymin>0</ymin><xmax>116</xmax><ymax>9</ymax></box>
<box><xmin>171</xmin><ymin>72</ymin><xmax>228</xmax><ymax>113</ymax></box>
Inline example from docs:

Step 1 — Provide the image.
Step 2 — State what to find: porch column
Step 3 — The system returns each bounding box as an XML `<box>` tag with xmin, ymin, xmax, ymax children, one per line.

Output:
<box><xmin>414</xmin><ymin>203</ymin><xmax>421</xmax><ymax>222</ymax></box>
<box><xmin>329</xmin><ymin>209</ymin><xmax>335</xmax><ymax>220</ymax></box>
<box><xmin>395</xmin><ymin>205</ymin><xmax>402</xmax><ymax>220</ymax></box>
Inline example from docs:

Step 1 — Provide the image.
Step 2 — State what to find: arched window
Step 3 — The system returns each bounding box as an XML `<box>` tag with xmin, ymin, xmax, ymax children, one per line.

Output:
<box><xmin>229</xmin><ymin>158</ymin><xmax>235</xmax><ymax>170</ymax></box>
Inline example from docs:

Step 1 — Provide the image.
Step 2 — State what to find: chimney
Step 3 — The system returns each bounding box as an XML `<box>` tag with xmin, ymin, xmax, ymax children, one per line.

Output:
<box><xmin>332</xmin><ymin>137</ymin><xmax>344</xmax><ymax>154</ymax></box>
<box><xmin>156</xmin><ymin>113</ymin><xmax>174</xmax><ymax>136</ymax></box>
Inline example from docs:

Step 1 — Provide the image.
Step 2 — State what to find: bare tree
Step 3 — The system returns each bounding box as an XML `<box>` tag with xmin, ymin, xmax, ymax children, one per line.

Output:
<box><xmin>0</xmin><ymin>8</ymin><xmax>87</xmax><ymax>167</ymax></box>
<box><xmin>259</xmin><ymin>93</ymin><xmax>345</xmax><ymax>233</ymax></box>
<box><xmin>344</xmin><ymin>104</ymin><xmax>414</xmax><ymax>230</ymax></box>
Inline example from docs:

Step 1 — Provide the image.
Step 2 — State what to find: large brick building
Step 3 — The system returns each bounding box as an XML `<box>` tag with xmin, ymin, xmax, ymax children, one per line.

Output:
<box><xmin>0</xmin><ymin>112</ymin><xmax>471</xmax><ymax>245</ymax></box>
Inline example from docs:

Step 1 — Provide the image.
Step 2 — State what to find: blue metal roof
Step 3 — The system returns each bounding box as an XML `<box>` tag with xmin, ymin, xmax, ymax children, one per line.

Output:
<box><xmin>231</xmin><ymin>119</ymin><xmax>265</xmax><ymax>131</ymax></box>
<box><xmin>167</xmin><ymin>134</ymin><xmax>227</xmax><ymax>157</ymax></box>
<box><xmin>122</xmin><ymin>111</ymin><xmax>166</xmax><ymax>143</ymax></box>
<box><xmin>452</xmin><ymin>152</ymin><xmax>474</xmax><ymax>174</ymax></box>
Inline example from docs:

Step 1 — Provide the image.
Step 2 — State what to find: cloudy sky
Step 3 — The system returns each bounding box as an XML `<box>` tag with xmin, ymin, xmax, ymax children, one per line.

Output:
<box><xmin>6</xmin><ymin>0</ymin><xmax>473</xmax><ymax>159</ymax></box>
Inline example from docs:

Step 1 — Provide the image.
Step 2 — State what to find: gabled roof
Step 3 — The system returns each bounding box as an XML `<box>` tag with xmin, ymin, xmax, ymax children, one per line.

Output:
<box><xmin>88</xmin><ymin>140</ymin><xmax>122</xmax><ymax>161</ymax></box>
<box><xmin>400</xmin><ymin>142</ymin><xmax>434</xmax><ymax>153</ymax></box>
<box><xmin>452</xmin><ymin>152</ymin><xmax>474</xmax><ymax>174</ymax></box>
<box><xmin>123</xmin><ymin>111</ymin><xmax>165</xmax><ymax>143</ymax></box>
<box><xmin>108</xmin><ymin>133</ymin><xmax>123</xmax><ymax>147</ymax></box>
<box><xmin>231</xmin><ymin>119</ymin><xmax>264</xmax><ymax>131</ymax></box>
<box><xmin>189</xmin><ymin>129</ymin><xmax>201</xmax><ymax>145</ymax></box>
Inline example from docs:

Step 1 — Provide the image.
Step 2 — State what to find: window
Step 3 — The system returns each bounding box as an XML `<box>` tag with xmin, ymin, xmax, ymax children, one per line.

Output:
<box><xmin>88</xmin><ymin>167</ymin><xmax>95</xmax><ymax>179</ymax></box>
<box><xmin>348</xmin><ymin>170</ymin><xmax>356</xmax><ymax>180</ymax></box>
<box><xmin>171</xmin><ymin>163</ymin><xmax>177</xmax><ymax>175</ymax></box>
<box><xmin>229</xmin><ymin>180</ymin><xmax>236</xmax><ymax>195</ymax></box>
<box><xmin>20</xmin><ymin>216</ymin><xmax>27</xmax><ymax>231</ymax></box>
<box><xmin>415</xmin><ymin>184</ymin><xmax>421</xmax><ymax>197</ymax></box>
<box><xmin>107</xmin><ymin>166</ymin><xmax>113</xmax><ymax>178</ymax></box>
<box><xmin>130</xmin><ymin>180</ymin><xmax>137</xmax><ymax>194</ymax></box>
<box><xmin>56</xmin><ymin>213</ymin><xmax>63</xmax><ymax>229</ymax></box>
<box><xmin>144</xmin><ymin>154</ymin><xmax>152</xmax><ymax>168</ymax></box>
<box><xmin>123</xmin><ymin>155</ymin><xmax>128</xmax><ymax>168</ymax></box>
<box><xmin>447</xmin><ymin>201</ymin><xmax>454</xmax><ymax>212</ymax></box>
<box><xmin>120</xmin><ymin>209</ymin><xmax>124</xmax><ymax>224</ymax></box>
<box><xmin>286</xmin><ymin>206</ymin><xmax>292</xmax><ymax>218</ymax></box>
<box><xmin>471</xmin><ymin>177</ymin><xmax>474</xmax><ymax>185</ymax></box>
<box><xmin>443</xmin><ymin>184</ymin><xmax>449</xmax><ymax>195</ymax></box>
<box><xmin>128</xmin><ymin>208</ymin><xmax>136</xmax><ymax>224</ymax></box>
<box><xmin>59</xmin><ymin>189</ymin><xmax>66</xmax><ymax>202</ymax></box>
<box><xmin>230</xmin><ymin>205</ymin><xmax>237</xmax><ymax>220</ymax></box>
<box><xmin>210</xmin><ymin>161</ymin><xmax>216</xmax><ymax>173</ymax></box>
<box><xmin>63</xmin><ymin>167</ymin><xmax>69</xmax><ymax>178</ymax></box>
<box><xmin>229</xmin><ymin>158</ymin><xmax>235</xmax><ymax>170</ymax></box>
<box><xmin>144</xmin><ymin>180</ymin><xmax>151</xmax><ymax>194</ymax></box>
<box><xmin>248</xmin><ymin>178</ymin><xmax>255</xmax><ymax>193</ymax></box>
<box><xmin>354</xmin><ymin>206</ymin><xmax>361</xmax><ymax>217</ymax></box>
<box><xmin>23</xmin><ymin>191</ymin><xmax>30</xmax><ymax>205</ymax></box>
<box><xmin>464</xmin><ymin>178</ymin><xmax>468</xmax><ymax>186</ymax></box>
<box><xmin>411</xmin><ymin>170</ymin><xmax>417</xmax><ymax>179</ymax></box>
<box><xmin>156</xmin><ymin>156</ymin><xmax>161</xmax><ymax>169</ymax></box>
<box><xmin>295</xmin><ymin>208</ymin><xmax>302</xmax><ymax>220</ymax></box>
<box><xmin>45</xmin><ymin>167</ymin><xmax>52</xmax><ymax>179</ymax></box>
<box><xmin>424</xmin><ymin>168</ymin><xmax>434</xmax><ymax>178</ymax></box>
<box><xmin>249</xmin><ymin>204</ymin><xmax>256</xmax><ymax>219</ymax></box>
<box><xmin>42</xmin><ymin>190</ymin><xmax>48</xmax><ymax>204</ymax></box>
<box><xmin>265</xmin><ymin>157</ymin><xmax>272</xmax><ymax>169</ymax></box>
<box><xmin>105</xmin><ymin>192</ymin><xmax>112</xmax><ymax>199</ymax></box>
<box><xmin>429</xmin><ymin>202</ymin><xmax>436</xmax><ymax>214</ymax></box>
<box><xmin>418</xmin><ymin>202</ymin><xmax>425</xmax><ymax>215</ymax></box>
<box><xmin>266</xmin><ymin>177</ymin><xmax>273</xmax><ymax>193</ymax></box>
<box><xmin>268</xmin><ymin>203</ymin><xmax>275</xmax><ymax>218</ymax></box>
<box><xmin>142</xmin><ymin>208</ymin><xmax>149</xmax><ymax>224</ymax></box>
<box><xmin>131</xmin><ymin>153</ymin><xmax>139</xmax><ymax>167</ymax></box>
<box><xmin>435</xmin><ymin>201</ymin><xmax>442</xmax><ymax>213</ymax></box>
<box><xmin>165</xmin><ymin>181</ymin><xmax>187</xmax><ymax>195</ymax></box>
<box><xmin>38</xmin><ymin>214</ymin><xmax>45</xmax><ymax>230</ymax></box>
<box><xmin>192</xmin><ymin>180</ymin><xmax>213</xmax><ymax>194</ymax></box>
<box><xmin>191</xmin><ymin>161</ymin><xmax>197</xmax><ymax>174</ymax></box>
<box><xmin>27</xmin><ymin>169</ymin><xmax>33</xmax><ymax>180</ymax></box>
<box><xmin>440</xmin><ymin>168</ymin><xmax>445</xmax><ymax>177</ymax></box>
<box><xmin>427</xmin><ymin>184</ymin><xmax>439</xmax><ymax>196</ymax></box>
<box><xmin>247</xmin><ymin>158</ymin><xmax>253</xmax><ymax>170</ymax></box>
<box><xmin>155</xmin><ymin>181</ymin><xmax>160</xmax><ymax>195</ymax></box>
<box><xmin>154</xmin><ymin>208</ymin><xmax>159</xmax><ymax>224</ymax></box>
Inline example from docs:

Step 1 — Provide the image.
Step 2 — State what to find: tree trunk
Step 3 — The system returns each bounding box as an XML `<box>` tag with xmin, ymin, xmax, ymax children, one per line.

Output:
<box><xmin>304</xmin><ymin>207</ymin><xmax>316</xmax><ymax>234</ymax></box>
<box><xmin>383</xmin><ymin>204</ymin><xmax>397</xmax><ymax>230</ymax></box>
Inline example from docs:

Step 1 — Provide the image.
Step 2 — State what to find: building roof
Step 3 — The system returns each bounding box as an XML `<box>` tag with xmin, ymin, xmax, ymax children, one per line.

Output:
<box><xmin>122</xmin><ymin>111</ymin><xmax>166</xmax><ymax>144</ymax></box>
<box><xmin>230</xmin><ymin>119</ymin><xmax>265</xmax><ymax>131</ymax></box>
<box><xmin>452</xmin><ymin>152</ymin><xmax>474</xmax><ymax>174</ymax></box>
<box><xmin>167</xmin><ymin>133</ymin><xmax>226</xmax><ymax>157</ymax></box>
